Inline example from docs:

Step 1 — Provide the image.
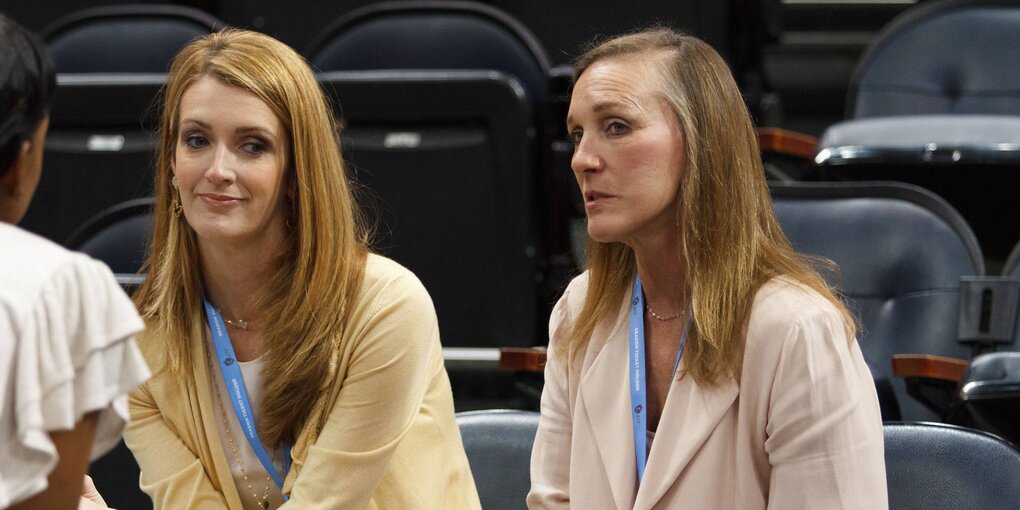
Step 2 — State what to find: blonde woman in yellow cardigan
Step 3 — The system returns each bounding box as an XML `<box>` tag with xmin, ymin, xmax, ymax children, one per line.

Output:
<box><xmin>122</xmin><ymin>29</ymin><xmax>480</xmax><ymax>510</ymax></box>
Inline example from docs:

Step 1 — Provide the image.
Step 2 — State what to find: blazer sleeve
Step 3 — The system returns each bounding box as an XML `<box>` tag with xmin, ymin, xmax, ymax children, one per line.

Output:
<box><xmin>527</xmin><ymin>288</ymin><xmax>575</xmax><ymax>509</ymax></box>
<box><xmin>281</xmin><ymin>270</ymin><xmax>444</xmax><ymax>509</ymax></box>
<box><xmin>125</xmin><ymin>381</ymin><xmax>230</xmax><ymax>509</ymax></box>
<box><xmin>761</xmin><ymin>304</ymin><xmax>888</xmax><ymax>509</ymax></box>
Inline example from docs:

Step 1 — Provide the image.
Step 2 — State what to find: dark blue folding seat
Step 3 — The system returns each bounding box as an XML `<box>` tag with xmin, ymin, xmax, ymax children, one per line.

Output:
<box><xmin>884</xmin><ymin>422</ymin><xmax>1020</xmax><ymax>510</ymax></box>
<box><xmin>456</xmin><ymin>410</ymin><xmax>539</xmax><ymax>510</ymax></box>
<box><xmin>815</xmin><ymin>0</ymin><xmax>1020</xmax><ymax>260</ymax></box>
<box><xmin>771</xmin><ymin>181</ymin><xmax>984</xmax><ymax>421</ymax></box>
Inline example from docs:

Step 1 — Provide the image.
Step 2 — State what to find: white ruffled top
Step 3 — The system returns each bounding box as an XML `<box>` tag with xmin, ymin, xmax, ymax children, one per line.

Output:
<box><xmin>0</xmin><ymin>222</ymin><xmax>150</xmax><ymax>507</ymax></box>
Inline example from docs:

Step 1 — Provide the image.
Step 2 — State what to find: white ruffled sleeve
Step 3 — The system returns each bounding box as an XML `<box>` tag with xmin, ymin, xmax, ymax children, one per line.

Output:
<box><xmin>1</xmin><ymin>254</ymin><xmax>149</xmax><ymax>506</ymax></box>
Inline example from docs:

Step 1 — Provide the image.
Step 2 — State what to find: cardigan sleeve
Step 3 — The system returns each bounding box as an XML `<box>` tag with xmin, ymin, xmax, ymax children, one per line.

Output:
<box><xmin>761</xmin><ymin>301</ymin><xmax>888</xmax><ymax>509</ymax></box>
<box><xmin>125</xmin><ymin>379</ymin><xmax>230</xmax><ymax>509</ymax></box>
<box><xmin>527</xmin><ymin>282</ymin><xmax>576</xmax><ymax>510</ymax></box>
<box><xmin>280</xmin><ymin>267</ymin><xmax>445</xmax><ymax>508</ymax></box>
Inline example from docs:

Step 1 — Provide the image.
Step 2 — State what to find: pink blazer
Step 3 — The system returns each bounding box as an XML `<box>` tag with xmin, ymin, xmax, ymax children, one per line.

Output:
<box><xmin>528</xmin><ymin>274</ymin><xmax>887</xmax><ymax>510</ymax></box>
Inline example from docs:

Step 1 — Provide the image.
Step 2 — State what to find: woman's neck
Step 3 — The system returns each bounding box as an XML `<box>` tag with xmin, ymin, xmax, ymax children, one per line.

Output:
<box><xmin>630</xmin><ymin>230</ymin><xmax>687</xmax><ymax>315</ymax></box>
<box><xmin>199</xmin><ymin>239</ymin><xmax>279</xmax><ymax>323</ymax></box>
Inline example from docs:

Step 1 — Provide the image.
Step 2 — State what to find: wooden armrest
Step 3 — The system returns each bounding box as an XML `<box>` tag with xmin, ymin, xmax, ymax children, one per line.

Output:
<box><xmin>756</xmin><ymin>128</ymin><xmax>818</xmax><ymax>161</ymax></box>
<box><xmin>499</xmin><ymin>347</ymin><xmax>547</xmax><ymax>372</ymax></box>
<box><xmin>892</xmin><ymin>354</ymin><xmax>968</xmax><ymax>383</ymax></box>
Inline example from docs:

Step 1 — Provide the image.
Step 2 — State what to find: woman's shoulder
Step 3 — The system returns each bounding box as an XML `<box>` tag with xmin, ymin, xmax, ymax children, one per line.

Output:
<box><xmin>744</xmin><ymin>276</ymin><xmax>850</xmax><ymax>356</ymax></box>
<box><xmin>361</xmin><ymin>253</ymin><xmax>428</xmax><ymax>295</ymax></box>
<box><xmin>0</xmin><ymin>223</ymin><xmax>138</xmax><ymax>329</ymax></box>
<box><xmin>556</xmin><ymin>270</ymin><xmax>592</xmax><ymax>313</ymax></box>
<box><xmin>355</xmin><ymin>253</ymin><xmax>434</xmax><ymax>314</ymax></box>
<box><xmin>0</xmin><ymin>223</ymin><xmax>82</xmax><ymax>285</ymax></box>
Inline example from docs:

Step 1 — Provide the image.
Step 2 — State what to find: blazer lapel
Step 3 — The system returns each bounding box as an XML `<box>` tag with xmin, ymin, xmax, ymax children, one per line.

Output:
<box><xmin>577</xmin><ymin>306</ymin><xmax>637</xmax><ymax>510</ymax></box>
<box><xmin>634</xmin><ymin>373</ymin><xmax>739</xmax><ymax>509</ymax></box>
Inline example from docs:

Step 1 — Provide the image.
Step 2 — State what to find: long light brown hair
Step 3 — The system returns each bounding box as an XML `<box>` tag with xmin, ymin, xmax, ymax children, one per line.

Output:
<box><xmin>564</xmin><ymin>28</ymin><xmax>854</xmax><ymax>385</ymax></box>
<box><xmin>134</xmin><ymin>28</ymin><xmax>369</xmax><ymax>445</ymax></box>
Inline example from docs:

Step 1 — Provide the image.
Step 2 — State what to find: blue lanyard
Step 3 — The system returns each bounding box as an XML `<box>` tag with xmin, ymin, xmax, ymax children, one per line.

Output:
<box><xmin>204</xmin><ymin>299</ymin><xmax>291</xmax><ymax>494</ymax></box>
<box><xmin>629</xmin><ymin>276</ymin><xmax>688</xmax><ymax>484</ymax></box>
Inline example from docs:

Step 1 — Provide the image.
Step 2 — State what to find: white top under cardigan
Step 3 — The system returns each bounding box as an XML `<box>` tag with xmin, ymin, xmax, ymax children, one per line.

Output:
<box><xmin>0</xmin><ymin>222</ymin><xmax>150</xmax><ymax>507</ymax></box>
<box><xmin>206</xmin><ymin>341</ymin><xmax>287</xmax><ymax>510</ymax></box>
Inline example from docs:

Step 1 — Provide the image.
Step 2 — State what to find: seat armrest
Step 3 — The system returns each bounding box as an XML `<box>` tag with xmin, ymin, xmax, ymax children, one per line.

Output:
<box><xmin>499</xmin><ymin>347</ymin><xmax>547</xmax><ymax>372</ymax></box>
<box><xmin>892</xmin><ymin>354</ymin><xmax>968</xmax><ymax>382</ymax></box>
<box><xmin>893</xmin><ymin>354</ymin><xmax>969</xmax><ymax>421</ymax></box>
<box><xmin>756</xmin><ymin>127</ymin><xmax>818</xmax><ymax>161</ymax></box>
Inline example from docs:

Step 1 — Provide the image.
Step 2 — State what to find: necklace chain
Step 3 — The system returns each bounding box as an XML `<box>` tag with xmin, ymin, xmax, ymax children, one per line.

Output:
<box><xmin>206</xmin><ymin>348</ymin><xmax>272</xmax><ymax>510</ymax></box>
<box><xmin>218</xmin><ymin>308</ymin><xmax>256</xmax><ymax>330</ymax></box>
<box><xmin>645</xmin><ymin>304</ymin><xmax>684</xmax><ymax>322</ymax></box>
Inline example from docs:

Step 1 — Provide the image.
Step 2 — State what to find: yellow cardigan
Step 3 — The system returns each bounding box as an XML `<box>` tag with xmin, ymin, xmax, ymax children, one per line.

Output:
<box><xmin>125</xmin><ymin>254</ymin><xmax>481</xmax><ymax>509</ymax></box>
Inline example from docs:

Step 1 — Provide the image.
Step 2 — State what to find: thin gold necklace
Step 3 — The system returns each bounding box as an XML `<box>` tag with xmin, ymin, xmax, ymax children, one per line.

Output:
<box><xmin>217</xmin><ymin>308</ymin><xmax>256</xmax><ymax>330</ymax></box>
<box><xmin>645</xmin><ymin>305</ymin><xmax>684</xmax><ymax>322</ymax></box>
<box><xmin>206</xmin><ymin>347</ymin><xmax>273</xmax><ymax>510</ymax></box>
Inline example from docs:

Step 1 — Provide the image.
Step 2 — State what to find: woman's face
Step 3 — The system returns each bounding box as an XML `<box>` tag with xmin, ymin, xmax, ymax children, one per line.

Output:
<box><xmin>172</xmin><ymin>77</ymin><xmax>290</xmax><ymax>249</ymax></box>
<box><xmin>567</xmin><ymin>55</ymin><xmax>687</xmax><ymax>246</ymax></box>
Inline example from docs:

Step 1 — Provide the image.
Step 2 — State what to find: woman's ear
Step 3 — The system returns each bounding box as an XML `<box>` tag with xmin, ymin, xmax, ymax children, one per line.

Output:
<box><xmin>1</xmin><ymin>140</ymin><xmax>33</xmax><ymax>198</ymax></box>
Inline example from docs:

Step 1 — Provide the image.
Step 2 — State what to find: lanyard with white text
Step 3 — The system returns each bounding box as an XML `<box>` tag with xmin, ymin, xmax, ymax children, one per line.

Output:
<box><xmin>629</xmin><ymin>275</ymin><xmax>688</xmax><ymax>484</ymax></box>
<box><xmin>204</xmin><ymin>299</ymin><xmax>292</xmax><ymax>494</ymax></box>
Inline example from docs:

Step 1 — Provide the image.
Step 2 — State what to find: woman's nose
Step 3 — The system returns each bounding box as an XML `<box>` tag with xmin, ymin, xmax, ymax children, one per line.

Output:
<box><xmin>570</xmin><ymin>136</ymin><xmax>603</xmax><ymax>175</ymax></box>
<box><xmin>205</xmin><ymin>145</ymin><xmax>236</xmax><ymax>183</ymax></box>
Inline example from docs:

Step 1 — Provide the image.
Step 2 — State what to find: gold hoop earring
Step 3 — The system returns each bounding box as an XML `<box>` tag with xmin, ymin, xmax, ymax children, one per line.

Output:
<box><xmin>170</xmin><ymin>176</ymin><xmax>182</xmax><ymax>217</ymax></box>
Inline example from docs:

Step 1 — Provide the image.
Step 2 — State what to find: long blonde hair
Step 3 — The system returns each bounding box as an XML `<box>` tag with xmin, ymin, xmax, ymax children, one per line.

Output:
<box><xmin>565</xmin><ymin>28</ymin><xmax>854</xmax><ymax>385</ymax></box>
<box><xmin>134</xmin><ymin>28</ymin><xmax>369</xmax><ymax>445</ymax></box>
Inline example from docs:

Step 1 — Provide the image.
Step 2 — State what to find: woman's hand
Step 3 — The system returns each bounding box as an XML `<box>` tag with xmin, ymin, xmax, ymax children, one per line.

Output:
<box><xmin>79</xmin><ymin>475</ymin><xmax>110</xmax><ymax>509</ymax></box>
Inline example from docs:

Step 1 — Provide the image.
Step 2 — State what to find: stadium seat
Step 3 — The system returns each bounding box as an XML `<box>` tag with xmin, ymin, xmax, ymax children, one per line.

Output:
<box><xmin>305</xmin><ymin>1</ymin><xmax>577</xmax><ymax>310</ymax></box>
<box><xmin>456</xmin><ymin>410</ymin><xmax>539</xmax><ymax>510</ymax></box>
<box><xmin>770</xmin><ymin>181</ymin><xmax>984</xmax><ymax>421</ymax></box>
<box><xmin>815</xmin><ymin>0</ymin><xmax>1020</xmax><ymax>260</ymax></box>
<box><xmin>306</xmin><ymin>1</ymin><xmax>549</xmax><ymax>120</ymax></box>
<box><xmin>884</xmin><ymin>422</ymin><xmax>1020</xmax><ymax>510</ymax></box>
<box><xmin>318</xmin><ymin>70</ymin><xmax>538</xmax><ymax>349</ymax></box>
<box><xmin>65</xmin><ymin>197</ymin><xmax>153</xmax><ymax>275</ymax></box>
<box><xmin>43</xmin><ymin>4</ymin><xmax>221</xmax><ymax>73</ymax></box>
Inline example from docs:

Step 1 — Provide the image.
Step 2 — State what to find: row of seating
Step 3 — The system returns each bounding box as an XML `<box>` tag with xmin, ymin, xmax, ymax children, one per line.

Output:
<box><xmin>92</xmin><ymin>410</ymin><xmax>1020</xmax><ymax>510</ymax></box>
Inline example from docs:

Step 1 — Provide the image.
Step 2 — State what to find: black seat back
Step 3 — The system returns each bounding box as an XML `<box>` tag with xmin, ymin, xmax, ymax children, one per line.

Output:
<box><xmin>306</xmin><ymin>1</ymin><xmax>549</xmax><ymax>116</ymax></box>
<box><xmin>44</xmin><ymin>4</ymin><xmax>221</xmax><ymax>73</ymax></box>
<box><xmin>321</xmin><ymin>70</ymin><xmax>537</xmax><ymax>348</ymax></box>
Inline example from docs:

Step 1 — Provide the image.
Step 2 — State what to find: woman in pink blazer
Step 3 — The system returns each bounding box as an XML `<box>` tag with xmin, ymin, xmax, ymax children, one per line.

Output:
<box><xmin>528</xmin><ymin>28</ymin><xmax>887</xmax><ymax>509</ymax></box>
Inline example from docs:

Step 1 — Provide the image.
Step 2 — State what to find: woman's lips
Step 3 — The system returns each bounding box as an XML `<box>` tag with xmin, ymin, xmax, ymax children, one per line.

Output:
<box><xmin>585</xmin><ymin>190</ymin><xmax>614</xmax><ymax>208</ymax></box>
<box><xmin>198</xmin><ymin>193</ymin><xmax>242</xmax><ymax>207</ymax></box>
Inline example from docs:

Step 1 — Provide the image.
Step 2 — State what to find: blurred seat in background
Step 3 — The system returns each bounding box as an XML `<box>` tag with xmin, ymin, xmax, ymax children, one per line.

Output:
<box><xmin>456</xmin><ymin>410</ymin><xmax>539</xmax><ymax>510</ymax></box>
<box><xmin>884</xmin><ymin>422</ymin><xmax>1020</xmax><ymax>510</ymax></box>
<box><xmin>770</xmin><ymin>181</ymin><xmax>984</xmax><ymax>421</ymax></box>
<box><xmin>43</xmin><ymin>4</ymin><xmax>222</xmax><ymax>73</ymax></box>
<box><xmin>306</xmin><ymin>1</ymin><xmax>580</xmax><ymax>311</ymax></box>
<box><xmin>318</xmin><ymin>71</ymin><xmax>537</xmax><ymax>354</ymax></box>
<box><xmin>814</xmin><ymin>0</ymin><xmax>1020</xmax><ymax>264</ymax></box>
<box><xmin>65</xmin><ymin>197</ymin><xmax>153</xmax><ymax>275</ymax></box>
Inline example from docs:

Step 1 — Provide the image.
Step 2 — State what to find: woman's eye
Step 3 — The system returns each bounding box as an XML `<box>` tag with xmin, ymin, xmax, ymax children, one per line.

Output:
<box><xmin>607</xmin><ymin>121</ymin><xmax>629</xmax><ymax>135</ymax></box>
<box><xmin>569</xmin><ymin>130</ymin><xmax>583</xmax><ymax>146</ymax></box>
<box><xmin>183</xmin><ymin>134</ymin><xmax>208</xmax><ymax>149</ymax></box>
<box><xmin>243</xmin><ymin>141</ymin><xmax>266</xmax><ymax>155</ymax></box>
